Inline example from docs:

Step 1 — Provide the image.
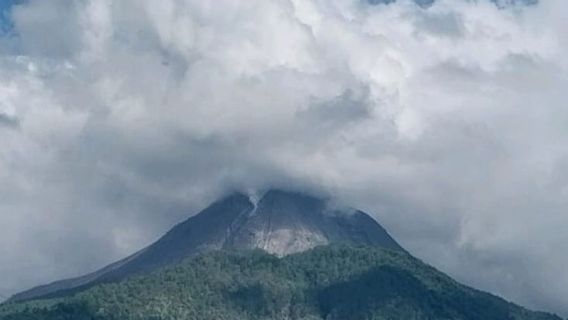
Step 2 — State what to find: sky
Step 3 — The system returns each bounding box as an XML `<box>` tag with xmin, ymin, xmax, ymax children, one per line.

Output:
<box><xmin>0</xmin><ymin>0</ymin><xmax>567</xmax><ymax>316</ymax></box>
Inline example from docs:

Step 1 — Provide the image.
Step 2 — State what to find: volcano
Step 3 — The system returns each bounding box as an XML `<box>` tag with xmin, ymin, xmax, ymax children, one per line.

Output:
<box><xmin>10</xmin><ymin>189</ymin><xmax>403</xmax><ymax>302</ymax></box>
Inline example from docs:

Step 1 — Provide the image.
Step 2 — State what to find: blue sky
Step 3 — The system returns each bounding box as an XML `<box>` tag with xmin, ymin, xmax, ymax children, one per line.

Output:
<box><xmin>0</xmin><ymin>0</ymin><xmax>17</xmax><ymax>34</ymax></box>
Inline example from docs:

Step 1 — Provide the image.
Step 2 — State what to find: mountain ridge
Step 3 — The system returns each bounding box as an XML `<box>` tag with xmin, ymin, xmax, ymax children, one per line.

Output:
<box><xmin>9</xmin><ymin>189</ymin><xmax>403</xmax><ymax>302</ymax></box>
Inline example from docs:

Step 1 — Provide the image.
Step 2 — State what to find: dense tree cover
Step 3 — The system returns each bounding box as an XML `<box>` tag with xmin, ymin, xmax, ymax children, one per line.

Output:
<box><xmin>0</xmin><ymin>245</ymin><xmax>562</xmax><ymax>320</ymax></box>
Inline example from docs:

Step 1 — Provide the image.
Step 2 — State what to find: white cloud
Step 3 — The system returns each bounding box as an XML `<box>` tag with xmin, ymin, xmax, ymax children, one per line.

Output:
<box><xmin>1</xmin><ymin>0</ymin><xmax>568</xmax><ymax>316</ymax></box>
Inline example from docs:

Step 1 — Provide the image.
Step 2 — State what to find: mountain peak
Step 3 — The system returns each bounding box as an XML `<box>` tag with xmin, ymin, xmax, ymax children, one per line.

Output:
<box><xmin>10</xmin><ymin>189</ymin><xmax>402</xmax><ymax>302</ymax></box>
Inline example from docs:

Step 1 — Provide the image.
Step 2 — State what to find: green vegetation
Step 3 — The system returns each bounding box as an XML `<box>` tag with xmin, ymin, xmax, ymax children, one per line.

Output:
<box><xmin>0</xmin><ymin>245</ymin><xmax>561</xmax><ymax>320</ymax></box>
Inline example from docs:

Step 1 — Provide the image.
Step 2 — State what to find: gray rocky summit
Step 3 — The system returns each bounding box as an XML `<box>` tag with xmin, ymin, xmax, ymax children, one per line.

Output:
<box><xmin>10</xmin><ymin>189</ymin><xmax>402</xmax><ymax>302</ymax></box>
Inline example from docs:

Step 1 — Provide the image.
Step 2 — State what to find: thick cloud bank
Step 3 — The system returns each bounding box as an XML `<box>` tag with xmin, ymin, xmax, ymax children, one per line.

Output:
<box><xmin>1</xmin><ymin>0</ymin><xmax>568</xmax><ymax>315</ymax></box>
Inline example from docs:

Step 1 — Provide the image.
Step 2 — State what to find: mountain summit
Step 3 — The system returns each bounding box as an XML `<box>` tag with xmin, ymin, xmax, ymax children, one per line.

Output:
<box><xmin>10</xmin><ymin>189</ymin><xmax>402</xmax><ymax>302</ymax></box>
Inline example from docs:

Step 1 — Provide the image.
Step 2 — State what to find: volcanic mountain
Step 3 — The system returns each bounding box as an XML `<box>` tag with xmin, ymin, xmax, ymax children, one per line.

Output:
<box><xmin>10</xmin><ymin>189</ymin><xmax>403</xmax><ymax>302</ymax></box>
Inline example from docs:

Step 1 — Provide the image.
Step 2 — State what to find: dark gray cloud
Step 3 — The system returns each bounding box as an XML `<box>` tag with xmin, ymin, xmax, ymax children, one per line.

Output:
<box><xmin>0</xmin><ymin>0</ymin><xmax>567</xmax><ymax>317</ymax></box>
<box><xmin>0</xmin><ymin>112</ymin><xmax>19</xmax><ymax>128</ymax></box>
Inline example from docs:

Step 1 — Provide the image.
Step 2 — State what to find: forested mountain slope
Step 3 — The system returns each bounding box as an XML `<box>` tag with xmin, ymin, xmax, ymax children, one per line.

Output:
<box><xmin>0</xmin><ymin>245</ymin><xmax>561</xmax><ymax>320</ymax></box>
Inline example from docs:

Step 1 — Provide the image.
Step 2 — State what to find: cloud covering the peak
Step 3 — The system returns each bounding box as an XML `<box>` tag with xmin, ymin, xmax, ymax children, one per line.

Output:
<box><xmin>1</xmin><ymin>0</ymin><xmax>568</xmax><ymax>315</ymax></box>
